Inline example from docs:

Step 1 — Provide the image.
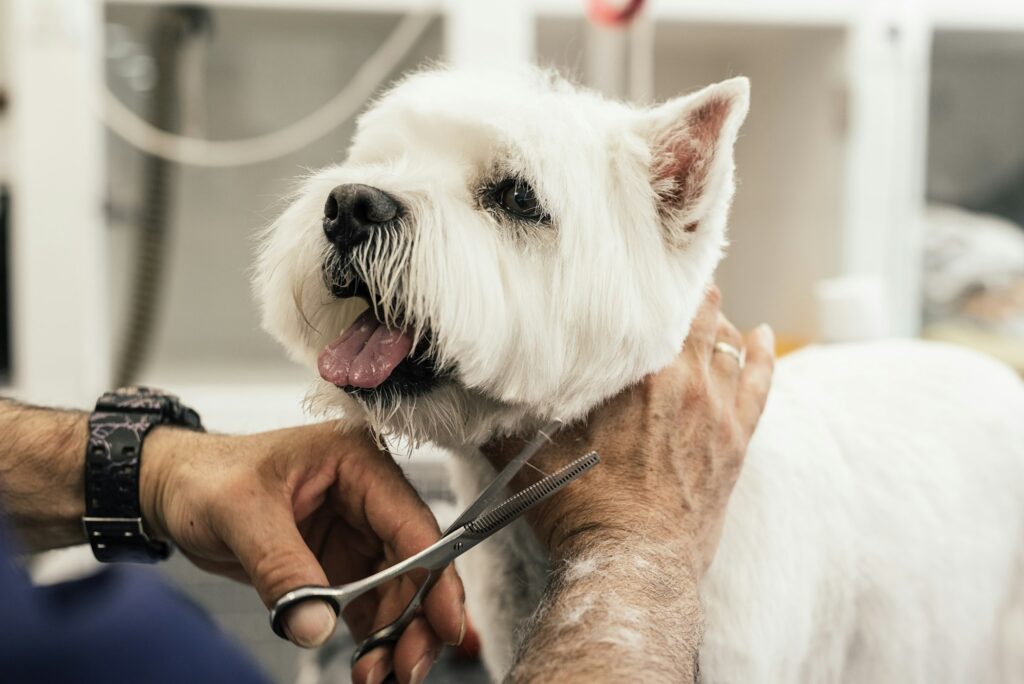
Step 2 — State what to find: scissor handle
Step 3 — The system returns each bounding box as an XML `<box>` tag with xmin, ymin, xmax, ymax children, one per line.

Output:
<box><xmin>270</xmin><ymin>586</ymin><xmax>343</xmax><ymax>639</ymax></box>
<box><xmin>350</xmin><ymin>568</ymin><xmax>439</xmax><ymax>665</ymax></box>
<box><xmin>270</xmin><ymin>526</ymin><xmax>473</xmax><ymax>640</ymax></box>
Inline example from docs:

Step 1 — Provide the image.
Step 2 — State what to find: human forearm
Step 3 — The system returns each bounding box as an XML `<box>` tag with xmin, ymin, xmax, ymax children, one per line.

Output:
<box><xmin>507</xmin><ymin>536</ymin><xmax>702</xmax><ymax>683</ymax></box>
<box><xmin>0</xmin><ymin>400</ymin><xmax>89</xmax><ymax>550</ymax></box>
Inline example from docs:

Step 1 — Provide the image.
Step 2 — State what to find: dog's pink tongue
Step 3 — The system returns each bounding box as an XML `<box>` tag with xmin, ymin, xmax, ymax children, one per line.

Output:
<box><xmin>318</xmin><ymin>309</ymin><xmax>414</xmax><ymax>389</ymax></box>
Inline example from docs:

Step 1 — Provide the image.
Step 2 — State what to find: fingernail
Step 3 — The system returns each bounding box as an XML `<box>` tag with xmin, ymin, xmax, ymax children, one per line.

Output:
<box><xmin>284</xmin><ymin>600</ymin><xmax>335</xmax><ymax>648</ymax></box>
<box><xmin>410</xmin><ymin>653</ymin><xmax>436</xmax><ymax>684</ymax></box>
<box><xmin>758</xmin><ymin>324</ymin><xmax>775</xmax><ymax>351</ymax></box>
<box><xmin>456</xmin><ymin>606</ymin><xmax>467</xmax><ymax>646</ymax></box>
<box><xmin>365</xmin><ymin>661</ymin><xmax>385</xmax><ymax>684</ymax></box>
<box><xmin>360</xmin><ymin>649</ymin><xmax>391</xmax><ymax>684</ymax></box>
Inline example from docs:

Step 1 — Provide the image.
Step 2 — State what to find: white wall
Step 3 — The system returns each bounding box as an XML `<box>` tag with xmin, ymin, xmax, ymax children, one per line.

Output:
<box><xmin>8</xmin><ymin>0</ymin><xmax>109</xmax><ymax>406</ymax></box>
<box><xmin>539</xmin><ymin>19</ymin><xmax>848</xmax><ymax>339</ymax></box>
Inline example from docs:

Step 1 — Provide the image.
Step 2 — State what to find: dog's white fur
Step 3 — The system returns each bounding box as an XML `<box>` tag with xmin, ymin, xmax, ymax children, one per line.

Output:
<box><xmin>256</xmin><ymin>66</ymin><xmax>1024</xmax><ymax>682</ymax></box>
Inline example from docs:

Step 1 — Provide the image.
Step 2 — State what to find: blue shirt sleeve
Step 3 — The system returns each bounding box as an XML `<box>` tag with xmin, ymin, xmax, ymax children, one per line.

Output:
<box><xmin>0</xmin><ymin>521</ymin><xmax>272</xmax><ymax>684</ymax></box>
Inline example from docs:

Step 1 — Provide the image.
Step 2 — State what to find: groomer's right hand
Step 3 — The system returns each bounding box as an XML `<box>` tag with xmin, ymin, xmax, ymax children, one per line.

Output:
<box><xmin>138</xmin><ymin>422</ymin><xmax>465</xmax><ymax>684</ymax></box>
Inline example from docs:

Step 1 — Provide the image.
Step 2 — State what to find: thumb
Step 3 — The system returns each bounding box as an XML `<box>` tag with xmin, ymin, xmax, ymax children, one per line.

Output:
<box><xmin>220</xmin><ymin>502</ymin><xmax>337</xmax><ymax>648</ymax></box>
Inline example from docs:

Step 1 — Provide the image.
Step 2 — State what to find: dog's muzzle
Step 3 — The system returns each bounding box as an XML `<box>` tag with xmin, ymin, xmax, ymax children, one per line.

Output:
<box><xmin>317</xmin><ymin>184</ymin><xmax>446</xmax><ymax>401</ymax></box>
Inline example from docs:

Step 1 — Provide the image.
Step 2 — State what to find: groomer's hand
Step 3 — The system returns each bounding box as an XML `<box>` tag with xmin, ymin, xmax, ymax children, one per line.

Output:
<box><xmin>487</xmin><ymin>291</ymin><xmax>774</xmax><ymax>683</ymax></box>
<box><xmin>138</xmin><ymin>423</ymin><xmax>464</xmax><ymax>684</ymax></box>
<box><xmin>485</xmin><ymin>287</ymin><xmax>775</xmax><ymax>574</ymax></box>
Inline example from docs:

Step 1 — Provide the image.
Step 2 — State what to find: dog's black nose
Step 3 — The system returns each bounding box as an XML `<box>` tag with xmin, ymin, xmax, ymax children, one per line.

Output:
<box><xmin>323</xmin><ymin>184</ymin><xmax>400</xmax><ymax>249</ymax></box>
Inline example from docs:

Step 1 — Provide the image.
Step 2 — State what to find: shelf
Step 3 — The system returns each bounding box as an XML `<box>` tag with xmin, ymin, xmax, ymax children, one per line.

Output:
<box><xmin>146</xmin><ymin>380</ymin><xmax>312</xmax><ymax>432</ymax></box>
<box><xmin>532</xmin><ymin>0</ymin><xmax>858</xmax><ymax>27</ymax></box>
<box><xmin>105</xmin><ymin>0</ymin><xmax>861</xmax><ymax>27</ymax></box>
<box><xmin>136</xmin><ymin>362</ymin><xmax>456</xmax><ymax>469</ymax></box>
<box><xmin>929</xmin><ymin>0</ymin><xmax>1024</xmax><ymax>32</ymax></box>
<box><xmin>143</xmin><ymin>375</ymin><xmax>457</xmax><ymax>501</ymax></box>
<box><xmin>106</xmin><ymin>0</ymin><xmax>441</xmax><ymax>13</ymax></box>
<box><xmin>133</xmin><ymin>358</ymin><xmax>307</xmax><ymax>431</ymax></box>
<box><xmin>923</xmin><ymin>322</ymin><xmax>1024</xmax><ymax>375</ymax></box>
<box><xmin>103</xmin><ymin>0</ymin><xmax>1024</xmax><ymax>33</ymax></box>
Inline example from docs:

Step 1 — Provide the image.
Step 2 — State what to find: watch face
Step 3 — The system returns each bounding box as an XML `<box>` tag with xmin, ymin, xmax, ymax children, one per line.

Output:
<box><xmin>112</xmin><ymin>394</ymin><xmax>167</xmax><ymax>412</ymax></box>
<box><xmin>113</xmin><ymin>386</ymin><xmax>177</xmax><ymax>399</ymax></box>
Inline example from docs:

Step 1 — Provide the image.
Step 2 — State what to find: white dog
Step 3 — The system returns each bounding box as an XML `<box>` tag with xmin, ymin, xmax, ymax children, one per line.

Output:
<box><xmin>255</xmin><ymin>66</ymin><xmax>1024</xmax><ymax>682</ymax></box>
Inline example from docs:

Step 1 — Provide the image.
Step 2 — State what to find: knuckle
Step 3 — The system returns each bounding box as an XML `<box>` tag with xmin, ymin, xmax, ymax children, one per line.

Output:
<box><xmin>722</xmin><ymin>321</ymin><xmax>742</xmax><ymax>344</ymax></box>
<box><xmin>391</xmin><ymin>514</ymin><xmax>438</xmax><ymax>554</ymax></box>
<box><xmin>706</xmin><ymin>284</ymin><xmax>722</xmax><ymax>306</ymax></box>
<box><xmin>715</xmin><ymin>317</ymin><xmax>736</xmax><ymax>343</ymax></box>
<box><xmin>661</xmin><ymin>359</ymin><xmax>688</xmax><ymax>387</ymax></box>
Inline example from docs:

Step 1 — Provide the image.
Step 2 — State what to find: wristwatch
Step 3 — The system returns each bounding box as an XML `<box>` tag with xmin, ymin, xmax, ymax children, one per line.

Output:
<box><xmin>83</xmin><ymin>387</ymin><xmax>204</xmax><ymax>563</ymax></box>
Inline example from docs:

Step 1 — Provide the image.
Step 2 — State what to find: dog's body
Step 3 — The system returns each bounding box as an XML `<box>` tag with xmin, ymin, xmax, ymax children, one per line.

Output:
<box><xmin>256</xmin><ymin>66</ymin><xmax>1024</xmax><ymax>682</ymax></box>
<box><xmin>454</xmin><ymin>341</ymin><xmax>1024</xmax><ymax>683</ymax></box>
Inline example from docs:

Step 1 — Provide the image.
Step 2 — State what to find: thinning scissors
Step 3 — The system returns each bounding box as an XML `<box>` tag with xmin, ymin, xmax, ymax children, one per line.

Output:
<box><xmin>268</xmin><ymin>420</ymin><xmax>599</xmax><ymax>669</ymax></box>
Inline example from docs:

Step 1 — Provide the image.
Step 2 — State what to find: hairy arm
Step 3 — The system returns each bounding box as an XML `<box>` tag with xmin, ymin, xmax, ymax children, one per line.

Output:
<box><xmin>509</xmin><ymin>538</ymin><xmax>702</xmax><ymax>682</ymax></box>
<box><xmin>0</xmin><ymin>400</ymin><xmax>89</xmax><ymax>550</ymax></box>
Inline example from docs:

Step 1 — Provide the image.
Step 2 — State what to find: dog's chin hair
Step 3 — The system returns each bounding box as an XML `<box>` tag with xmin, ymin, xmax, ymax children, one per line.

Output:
<box><xmin>312</xmin><ymin>213</ymin><xmax>461</xmax><ymax>379</ymax></box>
<box><xmin>349</xmin><ymin>203</ymin><xmax>464</xmax><ymax>375</ymax></box>
<box><xmin>303</xmin><ymin>381</ymin><xmax>541</xmax><ymax>449</ymax></box>
<box><xmin>351</xmin><ymin>219</ymin><xmax>418</xmax><ymax>332</ymax></box>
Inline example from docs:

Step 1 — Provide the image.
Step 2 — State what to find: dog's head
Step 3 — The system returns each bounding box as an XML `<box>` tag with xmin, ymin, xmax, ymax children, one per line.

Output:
<box><xmin>255</xmin><ymin>67</ymin><xmax>748</xmax><ymax>446</ymax></box>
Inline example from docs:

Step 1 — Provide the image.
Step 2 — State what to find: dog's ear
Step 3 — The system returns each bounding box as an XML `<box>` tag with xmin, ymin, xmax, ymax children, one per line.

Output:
<box><xmin>639</xmin><ymin>77</ymin><xmax>749</xmax><ymax>242</ymax></box>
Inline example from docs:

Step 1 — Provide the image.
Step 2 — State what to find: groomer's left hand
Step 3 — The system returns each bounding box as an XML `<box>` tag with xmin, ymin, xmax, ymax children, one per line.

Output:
<box><xmin>139</xmin><ymin>422</ymin><xmax>464</xmax><ymax>684</ymax></box>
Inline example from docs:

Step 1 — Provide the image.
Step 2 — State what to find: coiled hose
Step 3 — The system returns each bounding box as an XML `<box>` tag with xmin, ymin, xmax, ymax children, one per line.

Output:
<box><xmin>115</xmin><ymin>7</ymin><xmax>210</xmax><ymax>387</ymax></box>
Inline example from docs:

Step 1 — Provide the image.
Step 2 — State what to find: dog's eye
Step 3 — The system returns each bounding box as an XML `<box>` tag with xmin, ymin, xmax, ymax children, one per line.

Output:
<box><xmin>495</xmin><ymin>179</ymin><xmax>549</xmax><ymax>222</ymax></box>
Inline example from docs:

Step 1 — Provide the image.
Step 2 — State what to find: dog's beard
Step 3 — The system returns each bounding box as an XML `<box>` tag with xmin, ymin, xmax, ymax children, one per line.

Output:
<box><xmin>304</xmin><ymin>375</ymin><xmax>538</xmax><ymax>449</ymax></box>
<box><xmin>321</xmin><ymin>219</ymin><xmax>420</xmax><ymax>337</ymax></box>
<box><xmin>300</xmin><ymin>221</ymin><xmax>470</xmax><ymax>438</ymax></box>
<box><xmin>304</xmin><ymin>378</ymin><xmax>475</xmax><ymax>447</ymax></box>
<box><xmin>298</xmin><ymin>227</ymin><xmax>541</xmax><ymax>446</ymax></box>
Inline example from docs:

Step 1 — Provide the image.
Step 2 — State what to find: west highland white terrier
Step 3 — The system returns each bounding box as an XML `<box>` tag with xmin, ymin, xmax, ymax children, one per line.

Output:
<box><xmin>256</xmin><ymin>66</ymin><xmax>1024</xmax><ymax>682</ymax></box>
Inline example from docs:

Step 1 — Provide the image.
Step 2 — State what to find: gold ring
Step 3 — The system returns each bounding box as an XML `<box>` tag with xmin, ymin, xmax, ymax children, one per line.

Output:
<box><xmin>713</xmin><ymin>341</ymin><xmax>745</xmax><ymax>368</ymax></box>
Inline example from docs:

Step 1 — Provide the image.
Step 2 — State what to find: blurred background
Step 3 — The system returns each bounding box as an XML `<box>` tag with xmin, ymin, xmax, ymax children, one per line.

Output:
<box><xmin>2</xmin><ymin>0</ymin><xmax>1023</xmax><ymax>681</ymax></box>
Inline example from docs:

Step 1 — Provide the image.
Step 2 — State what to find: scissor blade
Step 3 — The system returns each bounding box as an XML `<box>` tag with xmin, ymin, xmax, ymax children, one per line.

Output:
<box><xmin>347</xmin><ymin>449</ymin><xmax>597</xmax><ymax>665</ymax></box>
<box><xmin>447</xmin><ymin>419</ymin><xmax>562</xmax><ymax>533</ymax></box>
<box><xmin>466</xmin><ymin>451</ymin><xmax>599</xmax><ymax>538</ymax></box>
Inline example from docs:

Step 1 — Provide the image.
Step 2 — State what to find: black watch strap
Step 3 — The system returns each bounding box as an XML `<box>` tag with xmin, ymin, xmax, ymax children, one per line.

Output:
<box><xmin>83</xmin><ymin>387</ymin><xmax>203</xmax><ymax>563</ymax></box>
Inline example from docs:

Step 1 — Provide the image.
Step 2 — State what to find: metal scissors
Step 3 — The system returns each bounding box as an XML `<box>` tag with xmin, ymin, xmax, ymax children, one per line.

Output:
<box><xmin>268</xmin><ymin>420</ymin><xmax>599</xmax><ymax>669</ymax></box>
